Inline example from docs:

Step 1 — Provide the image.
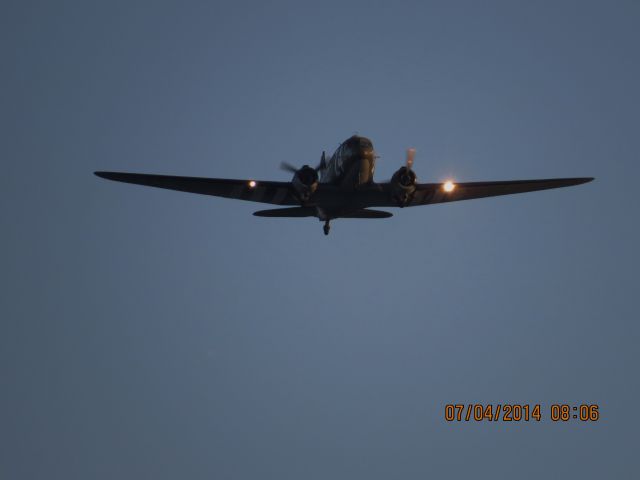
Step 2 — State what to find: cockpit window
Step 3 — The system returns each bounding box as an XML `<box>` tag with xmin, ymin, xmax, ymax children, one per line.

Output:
<box><xmin>359</xmin><ymin>138</ymin><xmax>372</xmax><ymax>149</ymax></box>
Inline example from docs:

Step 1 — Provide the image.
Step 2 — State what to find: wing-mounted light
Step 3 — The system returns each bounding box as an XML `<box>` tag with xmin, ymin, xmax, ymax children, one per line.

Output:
<box><xmin>443</xmin><ymin>180</ymin><xmax>456</xmax><ymax>192</ymax></box>
<box><xmin>390</xmin><ymin>148</ymin><xmax>418</xmax><ymax>207</ymax></box>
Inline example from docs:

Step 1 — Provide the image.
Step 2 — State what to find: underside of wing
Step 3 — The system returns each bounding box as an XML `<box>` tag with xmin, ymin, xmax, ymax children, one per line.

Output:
<box><xmin>408</xmin><ymin>177</ymin><xmax>594</xmax><ymax>206</ymax></box>
<box><xmin>94</xmin><ymin>172</ymin><xmax>299</xmax><ymax>206</ymax></box>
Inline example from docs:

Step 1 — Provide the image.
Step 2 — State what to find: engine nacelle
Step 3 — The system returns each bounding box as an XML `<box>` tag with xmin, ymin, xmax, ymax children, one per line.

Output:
<box><xmin>390</xmin><ymin>166</ymin><xmax>417</xmax><ymax>207</ymax></box>
<box><xmin>292</xmin><ymin>165</ymin><xmax>319</xmax><ymax>202</ymax></box>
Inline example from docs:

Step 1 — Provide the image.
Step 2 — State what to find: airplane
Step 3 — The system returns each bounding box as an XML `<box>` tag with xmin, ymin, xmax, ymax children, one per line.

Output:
<box><xmin>95</xmin><ymin>135</ymin><xmax>593</xmax><ymax>235</ymax></box>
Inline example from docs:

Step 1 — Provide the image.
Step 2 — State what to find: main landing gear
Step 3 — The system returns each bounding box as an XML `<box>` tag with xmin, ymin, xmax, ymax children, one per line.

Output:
<box><xmin>323</xmin><ymin>220</ymin><xmax>331</xmax><ymax>236</ymax></box>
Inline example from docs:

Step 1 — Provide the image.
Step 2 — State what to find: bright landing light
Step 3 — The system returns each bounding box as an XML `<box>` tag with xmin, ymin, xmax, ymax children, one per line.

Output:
<box><xmin>248</xmin><ymin>180</ymin><xmax>257</xmax><ymax>188</ymax></box>
<box><xmin>443</xmin><ymin>180</ymin><xmax>456</xmax><ymax>192</ymax></box>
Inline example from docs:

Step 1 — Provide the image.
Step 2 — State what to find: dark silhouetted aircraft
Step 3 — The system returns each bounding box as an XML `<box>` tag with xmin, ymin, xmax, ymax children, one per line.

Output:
<box><xmin>95</xmin><ymin>135</ymin><xmax>593</xmax><ymax>235</ymax></box>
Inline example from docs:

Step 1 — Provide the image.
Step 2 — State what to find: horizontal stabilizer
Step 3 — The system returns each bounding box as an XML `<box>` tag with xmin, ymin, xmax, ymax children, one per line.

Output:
<box><xmin>253</xmin><ymin>207</ymin><xmax>316</xmax><ymax>217</ymax></box>
<box><xmin>340</xmin><ymin>209</ymin><xmax>393</xmax><ymax>219</ymax></box>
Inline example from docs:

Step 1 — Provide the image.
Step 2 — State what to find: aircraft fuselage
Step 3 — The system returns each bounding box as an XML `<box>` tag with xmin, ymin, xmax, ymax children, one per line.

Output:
<box><xmin>320</xmin><ymin>135</ymin><xmax>376</xmax><ymax>188</ymax></box>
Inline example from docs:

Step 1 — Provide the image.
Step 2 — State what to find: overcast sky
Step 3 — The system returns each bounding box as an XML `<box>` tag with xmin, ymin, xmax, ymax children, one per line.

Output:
<box><xmin>1</xmin><ymin>1</ymin><xmax>639</xmax><ymax>478</ymax></box>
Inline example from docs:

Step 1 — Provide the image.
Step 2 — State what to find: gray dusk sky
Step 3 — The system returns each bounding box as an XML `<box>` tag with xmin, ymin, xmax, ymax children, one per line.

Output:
<box><xmin>1</xmin><ymin>1</ymin><xmax>639</xmax><ymax>478</ymax></box>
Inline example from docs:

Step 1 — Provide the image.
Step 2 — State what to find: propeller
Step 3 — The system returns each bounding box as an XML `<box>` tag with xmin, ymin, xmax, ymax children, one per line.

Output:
<box><xmin>396</xmin><ymin>148</ymin><xmax>417</xmax><ymax>187</ymax></box>
<box><xmin>280</xmin><ymin>161</ymin><xmax>298</xmax><ymax>173</ymax></box>
<box><xmin>406</xmin><ymin>148</ymin><xmax>416</xmax><ymax>171</ymax></box>
<box><xmin>280</xmin><ymin>151</ymin><xmax>327</xmax><ymax>174</ymax></box>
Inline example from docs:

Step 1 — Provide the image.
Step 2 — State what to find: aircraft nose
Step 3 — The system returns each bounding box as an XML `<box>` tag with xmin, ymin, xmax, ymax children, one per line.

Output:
<box><xmin>361</xmin><ymin>146</ymin><xmax>375</xmax><ymax>160</ymax></box>
<box><xmin>357</xmin><ymin>138</ymin><xmax>374</xmax><ymax>159</ymax></box>
<box><xmin>357</xmin><ymin>139</ymin><xmax>375</xmax><ymax>184</ymax></box>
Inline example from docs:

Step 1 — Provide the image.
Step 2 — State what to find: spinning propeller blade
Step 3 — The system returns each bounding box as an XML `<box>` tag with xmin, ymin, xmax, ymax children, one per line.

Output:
<box><xmin>406</xmin><ymin>148</ymin><xmax>416</xmax><ymax>170</ymax></box>
<box><xmin>280</xmin><ymin>162</ymin><xmax>298</xmax><ymax>173</ymax></box>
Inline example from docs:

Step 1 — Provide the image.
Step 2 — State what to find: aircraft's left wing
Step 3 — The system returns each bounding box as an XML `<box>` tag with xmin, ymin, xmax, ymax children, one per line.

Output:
<box><xmin>94</xmin><ymin>172</ymin><xmax>299</xmax><ymax>206</ymax></box>
<box><xmin>367</xmin><ymin>177</ymin><xmax>593</xmax><ymax>207</ymax></box>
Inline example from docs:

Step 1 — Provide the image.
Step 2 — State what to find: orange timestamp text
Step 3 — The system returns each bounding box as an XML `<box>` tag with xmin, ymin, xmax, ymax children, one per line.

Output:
<box><xmin>444</xmin><ymin>404</ymin><xmax>600</xmax><ymax>422</ymax></box>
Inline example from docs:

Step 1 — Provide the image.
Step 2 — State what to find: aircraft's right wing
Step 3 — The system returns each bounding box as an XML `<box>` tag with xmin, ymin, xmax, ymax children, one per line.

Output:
<box><xmin>94</xmin><ymin>172</ymin><xmax>300</xmax><ymax>206</ymax></box>
<box><xmin>409</xmin><ymin>177</ymin><xmax>594</xmax><ymax>206</ymax></box>
<box><xmin>366</xmin><ymin>177</ymin><xmax>593</xmax><ymax>207</ymax></box>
